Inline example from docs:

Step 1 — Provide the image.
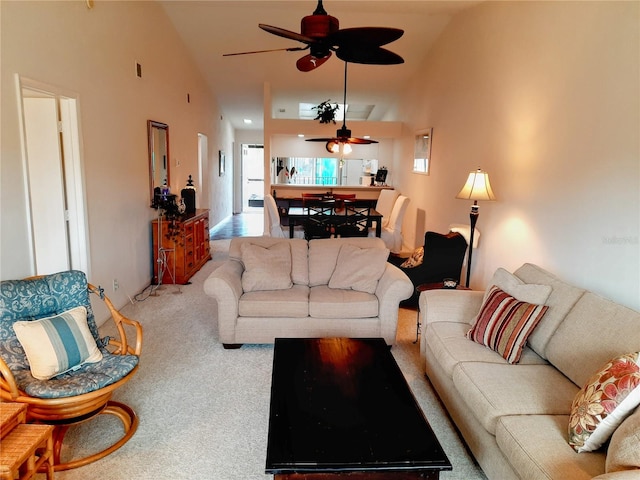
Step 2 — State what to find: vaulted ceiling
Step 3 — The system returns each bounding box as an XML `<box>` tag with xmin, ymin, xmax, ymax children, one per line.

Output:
<box><xmin>160</xmin><ymin>1</ymin><xmax>480</xmax><ymax>130</ymax></box>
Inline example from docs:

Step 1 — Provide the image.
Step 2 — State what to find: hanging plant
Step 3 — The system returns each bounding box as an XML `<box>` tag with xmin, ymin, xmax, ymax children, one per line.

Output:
<box><xmin>312</xmin><ymin>100</ymin><xmax>339</xmax><ymax>124</ymax></box>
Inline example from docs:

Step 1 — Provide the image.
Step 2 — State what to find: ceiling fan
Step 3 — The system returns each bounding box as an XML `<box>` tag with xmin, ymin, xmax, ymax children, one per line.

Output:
<box><xmin>223</xmin><ymin>0</ymin><xmax>404</xmax><ymax>72</ymax></box>
<box><xmin>306</xmin><ymin>61</ymin><xmax>378</xmax><ymax>153</ymax></box>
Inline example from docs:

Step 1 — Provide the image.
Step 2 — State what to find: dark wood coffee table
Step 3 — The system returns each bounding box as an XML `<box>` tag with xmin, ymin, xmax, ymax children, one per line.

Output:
<box><xmin>265</xmin><ymin>338</ymin><xmax>452</xmax><ymax>479</ymax></box>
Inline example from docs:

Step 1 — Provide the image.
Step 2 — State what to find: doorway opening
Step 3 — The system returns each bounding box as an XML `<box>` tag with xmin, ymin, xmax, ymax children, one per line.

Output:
<box><xmin>17</xmin><ymin>77</ymin><xmax>89</xmax><ymax>276</ymax></box>
<box><xmin>241</xmin><ymin>144</ymin><xmax>264</xmax><ymax>213</ymax></box>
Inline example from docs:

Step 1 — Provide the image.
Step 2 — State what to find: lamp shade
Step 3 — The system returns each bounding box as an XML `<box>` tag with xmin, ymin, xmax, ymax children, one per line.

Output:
<box><xmin>456</xmin><ymin>168</ymin><xmax>496</xmax><ymax>201</ymax></box>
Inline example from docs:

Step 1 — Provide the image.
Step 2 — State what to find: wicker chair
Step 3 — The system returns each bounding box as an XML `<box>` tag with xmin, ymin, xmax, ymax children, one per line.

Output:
<box><xmin>0</xmin><ymin>270</ymin><xmax>142</xmax><ymax>471</ymax></box>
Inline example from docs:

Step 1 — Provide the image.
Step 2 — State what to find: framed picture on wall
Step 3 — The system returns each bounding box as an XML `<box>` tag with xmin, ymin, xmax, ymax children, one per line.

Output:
<box><xmin>413</xmin><ymin>128</ymin><xmax>432</xmax><ymax>176</ymax></box>
<box><xmin>219</xmin><ymin>150</ymin><xmax>225</xmax><ymax>176</ymax></box>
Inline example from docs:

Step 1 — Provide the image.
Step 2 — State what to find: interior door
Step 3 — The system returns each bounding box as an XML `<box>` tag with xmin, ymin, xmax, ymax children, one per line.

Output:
<box><xmin>23</xmin><ymin>96</ymin><xmax>70</xmax><ymax>274</ymax></box>
<box><xmin>20</xmin><ymin>80</ymin><xmax>88</xmax><ymax>275</ymax></box>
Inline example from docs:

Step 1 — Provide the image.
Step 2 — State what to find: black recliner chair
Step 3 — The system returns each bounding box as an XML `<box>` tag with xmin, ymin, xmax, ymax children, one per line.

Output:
<box><xmin>387</xmin><ymin>231</ymin><xmax>468</xmax><ymax>307</ymax></box>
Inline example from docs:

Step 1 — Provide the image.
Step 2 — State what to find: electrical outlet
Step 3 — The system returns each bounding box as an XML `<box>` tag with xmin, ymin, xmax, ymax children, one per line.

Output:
<box><xmin>113</xmin><ymin>279</ymin><xmax>119</xmax><ymax>291</ymax></box>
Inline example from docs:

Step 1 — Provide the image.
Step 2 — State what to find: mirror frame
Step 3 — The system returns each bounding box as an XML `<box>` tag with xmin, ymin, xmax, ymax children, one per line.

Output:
<box><xmin>413</xmin><ymin>128</ymin><xmax>432</xmax><ymax>176</ymax></box>
<box><xmin>147</xmin><ymin>120</ymin><xmax>170</xmax><ymax>204</ymax></box>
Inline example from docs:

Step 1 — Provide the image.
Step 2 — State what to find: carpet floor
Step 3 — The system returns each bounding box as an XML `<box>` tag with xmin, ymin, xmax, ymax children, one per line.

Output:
<box><xmin>54</xmin><ymin>239</ymin><xmax>486</xmax><ymax>480</ymax></box>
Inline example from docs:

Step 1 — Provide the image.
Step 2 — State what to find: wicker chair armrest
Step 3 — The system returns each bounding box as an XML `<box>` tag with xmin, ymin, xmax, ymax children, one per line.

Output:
<box><xmin>0</xmin><ymin>356</ymin><xmax>20</xmax><ymax>399</ymax></box>
<box><xmin>89</xmin><ymin>283</ymin><xmax>143</xmax><ymax>356</ymax></box>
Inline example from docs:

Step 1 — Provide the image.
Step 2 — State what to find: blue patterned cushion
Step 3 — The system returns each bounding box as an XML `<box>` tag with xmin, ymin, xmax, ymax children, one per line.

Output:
<box><xmin>13</xmin><ymin>350</ymin><xmax>139</xmax><ymax>399</ymax></box>
<box><xmin>1</xmin><ymin>271</ymin><xmax>100</xmax><ymax>342</ymax></box>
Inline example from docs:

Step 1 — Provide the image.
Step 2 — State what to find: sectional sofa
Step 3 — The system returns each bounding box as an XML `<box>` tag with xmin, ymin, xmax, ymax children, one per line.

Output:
<box><xmin>420</xmin><ymin>263</ymin><xmax>640</xmax><ymax>479</ymax></box>
<box><xmin>204</xmin><ymin>236</ymin><xmax>413</xmax><ymax>347</ymax></box>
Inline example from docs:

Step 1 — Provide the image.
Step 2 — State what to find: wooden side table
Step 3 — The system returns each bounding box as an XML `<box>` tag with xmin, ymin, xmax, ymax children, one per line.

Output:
<box><xmin>414</xmin><ymin>282</ymin><xmax>470</xmax><ymax>343</ymax></box>
<box><xmin>0</xmin><ymin>404</ymin><xmax>55</xmax><ymax>480</ymax></box>
<box><xmin>0</xmin><ymin>403</ymin><xmax>27</xmax><ymax>435</ymax></box>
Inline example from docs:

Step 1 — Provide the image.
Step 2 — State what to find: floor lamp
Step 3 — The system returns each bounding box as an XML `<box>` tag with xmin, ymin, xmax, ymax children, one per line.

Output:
<box><xmin>456</xmin><ymin>168</ymin><xmax>496</xmax><ymax>287</ymax></box>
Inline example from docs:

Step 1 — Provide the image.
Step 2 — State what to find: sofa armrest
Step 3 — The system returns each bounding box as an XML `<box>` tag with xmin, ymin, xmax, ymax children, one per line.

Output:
<box><xmin>376</xmin><ymin>263</ymin><xmax>414</xmax><ymax>345</ymax></box>
<box><xmin>419</xmin><ymin>289</ymin><xmax>484</xmax><ymax>327</ymax></box>
<box><xmin>203</xmin><ymin>260</ymin><xmax>244</xmax><ymax>344</ymax></box>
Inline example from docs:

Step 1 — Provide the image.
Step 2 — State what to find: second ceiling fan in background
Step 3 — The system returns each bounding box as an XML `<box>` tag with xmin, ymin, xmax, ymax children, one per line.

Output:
<box><xmin>223</xmin><ymin>0</ymin><xmax>405</xmax><ymax>72</ymax></box>
<box><xmin>306</xmin><ymin>60</ymin><xmax>378</xmax><ymax>153</ymax></box>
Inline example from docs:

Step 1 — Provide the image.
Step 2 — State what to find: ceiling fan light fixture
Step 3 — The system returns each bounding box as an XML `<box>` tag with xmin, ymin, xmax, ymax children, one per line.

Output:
<box><xmin>342</xmin><ymin>143</ymin><xmax>352</xmax><ymax>155</ymax></box>
<box><xmin>326</xmin><ymin>141</ymin><xmax>338</xmax><ymax>153</ymax></box>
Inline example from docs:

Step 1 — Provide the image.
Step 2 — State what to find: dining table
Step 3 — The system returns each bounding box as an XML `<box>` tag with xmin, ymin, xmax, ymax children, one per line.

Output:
<box><xmin>284</xmin><ymin>198</ymin><xmax>382</xmax><ymax>238</ymax></box>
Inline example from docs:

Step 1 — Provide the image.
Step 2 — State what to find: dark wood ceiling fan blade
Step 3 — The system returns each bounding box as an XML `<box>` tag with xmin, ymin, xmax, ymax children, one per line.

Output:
<box><xmin>337</xmin><ymin>46</ymin><xmax>404</xmax><ymax>65</ymax></box>
<box><xmin>259</xmin><ymin>24</ymin><xmax>315</xmax><ymax>44</ymax></box>
<box><xmin>305</xmin><ymin>137</ymin><xmax>334</xmax><ymax>142</ymax></box>
<box><xmin>329</xmin><ymin>27</ymin><xmax>404</xmax><ymax>47</ymax></box>
<box><xmin>347</xmin><ymin>137</ymin><xmax>379</xmax><ymax>144</ymax></box>
<box><xmin>296</xmin><ymin>52</ymin><xmax>331</xmax><ymax>72</ymax></box>
<box><xmin>223</xmin><ymin>46</ymin><xmax>307</xmax><ymax>57</ymax></box>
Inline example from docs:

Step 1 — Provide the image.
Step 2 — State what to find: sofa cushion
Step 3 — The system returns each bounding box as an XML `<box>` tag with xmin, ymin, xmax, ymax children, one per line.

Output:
<box><xmin>483</xmin><ymin>267</ymin><xmax>552</xmax><ymax>305</ymax></box>
<box><xmin>425</xmin><ymin>322</ymin><xmax>547</xmax><ymax>377</ymax></box>
<box><xmin>568</xmin><ymin>352</ymin><xmax>640</xmax><ymax>453</ymax></box>
<box><xmin>308</xmin><ymin>237</ymin><xmax>385</xmax><ymax>287</ymax></box>
<box><xmin>467</xmin><ymin>286</ymin><xmax>549</xmax><ymax>364</ymax></box>
<box><xmin>13</xmin><ymin>306</ymin><xmax>103</xmax><ymax>380</ymax></box>
<box><xmin>309</xmin><ymin>285</ymin><xmax>378</xmax><ymax>319</ymax></box>
<box><xmin>606</xmin><ymin>406</ymin><xmax>640</xmax><ymax>473</ymax></box>
<box><xmin>452</xmin><ymin>362</ymin><xmax>578</xmax><ymax>434</ymax></box>
<box><xmin>513</xmin><ymin>263</ymin><xmax>586</xmax><ymax>359</ymax></box>
<box><xmin>328</xmin><ymin>244</ymin><xmax>389</xmax><ymax>294</ymax></box>
<box><xmin>239</xmin><ymin>285</ymin><xmax>309</xmax><ymax>318</ymax></box>
<box><xmin>241</xmin><ymin>242</ymin><xmax>292</xmax><ymax>292</ymax></box>
<box><xmin>496</xmin><ymin>415</ymin><xmax>605</xmax><ymax>480</ymax></box>
<box><xmin>546</xmin><ymin>292</ymin><xmax>640</xmax><ymax>388</ymax></box>
<box><xmin>230</xmin><ymin>237</ymin><xmax>309</xmax><ymax>286</ymax></box>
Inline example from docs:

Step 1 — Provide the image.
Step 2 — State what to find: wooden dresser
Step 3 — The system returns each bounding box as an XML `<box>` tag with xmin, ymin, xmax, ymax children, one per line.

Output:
<box><xmin>152</xmin><ymin>209</ymin><xmax>211</xmax><ymax>285</ymax></box>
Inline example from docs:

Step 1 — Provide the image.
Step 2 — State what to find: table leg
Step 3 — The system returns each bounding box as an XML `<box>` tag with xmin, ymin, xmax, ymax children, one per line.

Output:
<box><xmin>376</xmin><ymin>220</ymin><xmax>381</xmax><ymax>237</ymax></box>
<box><xmin>289</xmin><ymin>224</ymin><xmax>294</xmax><ymax>238</ymax></box>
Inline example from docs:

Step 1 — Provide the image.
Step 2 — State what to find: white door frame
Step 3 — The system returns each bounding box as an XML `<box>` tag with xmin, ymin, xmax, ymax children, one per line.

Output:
<box><xmin>16</xmin><ymin>75</ymin><xmax>90</xmax><ymax>276</ymax></box>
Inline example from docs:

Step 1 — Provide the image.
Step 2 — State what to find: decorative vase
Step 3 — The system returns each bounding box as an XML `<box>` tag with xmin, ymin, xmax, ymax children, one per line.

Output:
<box><xmin>181</xmin><ymin>175</ymin><xmax>196</xmax><ymax>214</ymax></box>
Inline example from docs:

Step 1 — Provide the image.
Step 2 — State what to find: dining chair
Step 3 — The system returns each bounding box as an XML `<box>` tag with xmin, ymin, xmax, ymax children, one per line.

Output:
<box><xmin>334</xmin><ymin>195</ymin><xmax>370</xmax><ymax>237</ymax></box>
<box><xmin>374</xmin><ymin>189</ymin><xmax>399</xmax><ymax>230</ymax></box>
<box><xmin>264</xmin><ymin>194</ymin><xmax>304</xmax><ymax>238</ymax></box>
<box><xmin>377</xmin><ymin>195</ymin><xmax>409</xmax><ymax>253</ymax></box>
<box><xmin>302</xmin><ymin>196</ymin><xmax>333</xmax><ymax>240</ymax></box>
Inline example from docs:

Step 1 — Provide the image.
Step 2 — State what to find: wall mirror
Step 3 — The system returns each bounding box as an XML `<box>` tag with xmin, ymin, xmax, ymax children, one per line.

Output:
<box><xmin>413</xmin><ymin>128</ymin><xmax>432</xmax><ymax>176</ymax></box>
<box><xmin>148</xmin><ymin>120</ymin><xmax>170</xmax><ymax>204</ymax></box>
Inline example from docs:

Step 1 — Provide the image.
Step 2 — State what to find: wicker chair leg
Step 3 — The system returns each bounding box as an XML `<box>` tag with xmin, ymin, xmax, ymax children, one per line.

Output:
<box><xmin>50</xmin><ymin>401</ymin><xmax>138</xmax><ymax>472</ymax></box>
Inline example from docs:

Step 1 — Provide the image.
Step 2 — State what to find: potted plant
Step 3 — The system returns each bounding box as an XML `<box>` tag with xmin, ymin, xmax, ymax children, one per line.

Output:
<box><xmin>312</xmin><ymin>100</ymin><xmax>339</xmax><ymax>124</ymax></box>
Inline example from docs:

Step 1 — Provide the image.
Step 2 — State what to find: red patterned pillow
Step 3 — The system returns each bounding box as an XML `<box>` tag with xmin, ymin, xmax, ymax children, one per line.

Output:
<box><xmin>568</xmin><ymin>352</ymin><xmax>640</xmax><ymax>453</ymax></box>
<box><xmin>466</xmin><ymin>286</ymin><xmax>548</xmax><ymax>364</ymax></box>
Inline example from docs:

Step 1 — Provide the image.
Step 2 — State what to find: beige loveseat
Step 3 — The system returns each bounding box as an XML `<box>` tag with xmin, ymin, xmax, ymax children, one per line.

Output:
<box><xmin>204</xmin><ymin>236</ymin><xmax>413</xmax><ymax>348</ymax></box>
<box><xmin>420</xmin><ymin>263</ymin><xmax>640</xmax><ymax>480</ymax></box>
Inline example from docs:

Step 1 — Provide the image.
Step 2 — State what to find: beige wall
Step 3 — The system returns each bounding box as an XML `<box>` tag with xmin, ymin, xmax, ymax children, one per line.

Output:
<box><xmin>0</xmin><ymin>1</ymin><xmax>233</xmax><ymax>315</ymax></box>
<box><xmin>394</xmin><ymin>1</ymin><xmax>639</xmax><ymax>310</ymax></box>
<box><xmin>2</xmin><ymin>1</ymin><xmax>638</xmax><ymax>314</ymax></box>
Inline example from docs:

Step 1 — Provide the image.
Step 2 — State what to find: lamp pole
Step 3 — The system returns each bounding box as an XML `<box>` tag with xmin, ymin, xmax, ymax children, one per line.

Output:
<box><xmin>466</xmin><ymin>201</ymin><xmax>479</xmax><ymax>288</ymax></box>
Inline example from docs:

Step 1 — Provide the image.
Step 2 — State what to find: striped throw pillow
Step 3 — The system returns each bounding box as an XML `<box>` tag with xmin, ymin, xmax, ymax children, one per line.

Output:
<box><xmin>13</xmin><ymin>306</ymin><xmax>103</xmax><ymax>380</ymax></box>
<box><xmin>467</xmin><ymin>286</ymin><xmax>549</xmax><ymax>364</ymax></box>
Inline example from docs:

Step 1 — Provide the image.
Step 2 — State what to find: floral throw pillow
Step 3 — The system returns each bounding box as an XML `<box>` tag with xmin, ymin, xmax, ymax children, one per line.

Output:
<box><xmin>400</xmin><ymin>247</ymin><xmax>424</xmax><ymax>268</ymax></box>
<box><xmin>568</xmin><ymin>352</ymin><xmax>640</xmax><ymax>453</ymax></box>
